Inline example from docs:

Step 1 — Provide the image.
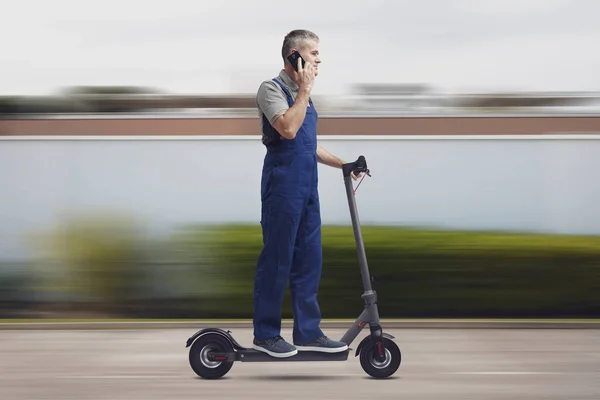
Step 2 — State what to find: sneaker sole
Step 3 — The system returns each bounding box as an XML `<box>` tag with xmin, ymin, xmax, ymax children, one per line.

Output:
<box><xmin>295</xmin><ymin>344</ymin><xmax>349</xmax><ymax>353</ymax></box>
<box><xmin>252</xmin><ymin>344</ymin><xmax>298</xmax><ymax>358</ymax></box>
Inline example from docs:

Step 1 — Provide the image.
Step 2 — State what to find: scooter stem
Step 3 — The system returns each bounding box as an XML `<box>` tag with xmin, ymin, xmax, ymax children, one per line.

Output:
<box><xmin>342</xmin><ymin>157</ymin><xmax>373</xmax><ymax>294</ymax></box>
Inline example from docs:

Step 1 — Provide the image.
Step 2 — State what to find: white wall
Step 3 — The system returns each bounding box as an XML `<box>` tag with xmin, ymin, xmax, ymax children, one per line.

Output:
<box><xmin>1</xmin><ymin>134</ymin><xmax>600</xmax><ymax>261</ymax></box>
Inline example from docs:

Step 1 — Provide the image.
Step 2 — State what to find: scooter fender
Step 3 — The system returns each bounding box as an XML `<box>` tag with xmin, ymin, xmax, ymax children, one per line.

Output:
<box><xmin>354</xmin><ymin>333</ymin><xmax>395</xmax><ymax>357</ymax></box>
<box><xmin>185</xmin><ymin>327</ymin><xmax>246</xmax><ymax>350</ymax></box>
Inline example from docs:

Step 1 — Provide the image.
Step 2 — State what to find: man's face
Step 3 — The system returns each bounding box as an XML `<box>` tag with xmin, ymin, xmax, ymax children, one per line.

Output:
<box><xmin>298</xmin><ymin>39</ymin><xmax>321</xmax><ymax>76</ymax></box>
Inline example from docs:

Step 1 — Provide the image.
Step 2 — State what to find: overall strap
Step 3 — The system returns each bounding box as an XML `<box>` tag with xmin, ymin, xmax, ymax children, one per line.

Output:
<box><xmin>272</xmin><ymin>78</ymin><xmax>294</xmax><ymax>107</ymax></box>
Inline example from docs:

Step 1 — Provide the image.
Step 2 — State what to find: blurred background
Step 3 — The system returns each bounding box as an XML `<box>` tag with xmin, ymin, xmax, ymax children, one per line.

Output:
<box><xmin>1</xmin><ymin>0</ymin><xmax>599</xmax><ymax>321</ymax></box>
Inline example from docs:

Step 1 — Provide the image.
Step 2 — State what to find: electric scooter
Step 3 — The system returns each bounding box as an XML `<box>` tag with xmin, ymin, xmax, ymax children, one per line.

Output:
<box><xmin>185</xmin><ymin>155</ymin><xmax>401</xmax><ymax>379</ymax></box>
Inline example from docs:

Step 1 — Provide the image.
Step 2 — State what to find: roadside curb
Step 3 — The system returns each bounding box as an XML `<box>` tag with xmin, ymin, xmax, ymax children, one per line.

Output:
<box><xmin>1</xmin><ymin>320</ymin><xmax>599</xmax><ymax>330</ymax></box>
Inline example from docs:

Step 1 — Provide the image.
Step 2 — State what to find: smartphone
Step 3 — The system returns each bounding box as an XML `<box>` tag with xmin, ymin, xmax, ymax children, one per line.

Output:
<box><xmin>287</xmin><ymin>50</ymin><xmax>306</xmax><ymax>71</ymax></box>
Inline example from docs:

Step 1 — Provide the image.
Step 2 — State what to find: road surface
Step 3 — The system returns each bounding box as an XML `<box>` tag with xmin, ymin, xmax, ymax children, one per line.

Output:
<box><xmin>1</xmin><ymin>328</ymin><xmax>598</xmax><ymax>399</ymax></box>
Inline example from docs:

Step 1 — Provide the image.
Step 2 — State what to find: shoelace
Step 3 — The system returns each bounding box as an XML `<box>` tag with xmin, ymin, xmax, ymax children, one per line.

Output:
<box><xmin>265</xmin><ymin>335</ymin><xmax>285</xmax><ymax>346</ymax></box>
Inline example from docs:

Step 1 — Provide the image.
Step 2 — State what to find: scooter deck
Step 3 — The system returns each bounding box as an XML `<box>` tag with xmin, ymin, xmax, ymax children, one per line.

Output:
<box><xmin>239</xmin><ymin>348</ymin><xmax>350</xmax><ymax>362</ymax></box>
<box><xmin>211</xmin><ymin>348</ymin><xmax>351</xmax><ymax>362</ymax></box>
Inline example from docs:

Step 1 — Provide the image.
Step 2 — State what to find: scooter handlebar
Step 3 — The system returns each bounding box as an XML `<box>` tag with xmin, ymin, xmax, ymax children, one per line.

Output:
<box><xmin>342</xmin><ymin>155</ymin><xmax>371</xmax><ymax>178</ymax></box>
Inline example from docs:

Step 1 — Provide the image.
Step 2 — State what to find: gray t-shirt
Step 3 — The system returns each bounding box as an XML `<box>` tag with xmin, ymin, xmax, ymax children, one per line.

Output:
<box><xmin>256</xmin><ymin>69</ymin><xmax>312</xmax><ymax>127</ymax></box>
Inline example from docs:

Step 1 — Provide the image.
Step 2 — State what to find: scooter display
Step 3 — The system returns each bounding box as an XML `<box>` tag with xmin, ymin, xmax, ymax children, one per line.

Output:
<box><xmin>185</xmin><ymin>155</ymin><xmax>401</xmax><ymax>379</ymax></box>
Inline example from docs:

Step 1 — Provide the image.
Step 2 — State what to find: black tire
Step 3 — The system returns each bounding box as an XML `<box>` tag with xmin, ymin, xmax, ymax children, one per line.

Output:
<box><xmin>188</xmin><ymin>333</ymin><xmax>234</xmax><ymax>379</ymax></box>
<box><xmin>359</xmin><ymin>337</ymin><xmax>401</xmax><ymax>379</ymax></box>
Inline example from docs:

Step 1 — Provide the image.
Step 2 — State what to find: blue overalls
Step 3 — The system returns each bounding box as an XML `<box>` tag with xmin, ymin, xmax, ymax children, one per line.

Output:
<box><xmin>253</xmin><ymin>78</ymin><xmax>324</xmax><ymax>344</ymax></box>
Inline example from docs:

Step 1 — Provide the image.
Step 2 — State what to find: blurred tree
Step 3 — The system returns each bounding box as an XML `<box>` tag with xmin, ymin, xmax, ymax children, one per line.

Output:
<box><xmin>30</xmin><ymin>211</ymin><xmax>148</xmax><ymax>315</ymax></box>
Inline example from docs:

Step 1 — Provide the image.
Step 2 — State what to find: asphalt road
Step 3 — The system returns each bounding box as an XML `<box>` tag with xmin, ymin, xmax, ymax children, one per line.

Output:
<box><xmin>1</xmin><ymin>327</ymin><xmax>599</xmax><ymax>400</ymax></box>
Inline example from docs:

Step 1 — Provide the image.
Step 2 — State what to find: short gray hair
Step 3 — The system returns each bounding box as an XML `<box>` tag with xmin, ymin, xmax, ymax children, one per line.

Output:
<box><xmin>281</xmin><ymin>30</ymin><xmax>319</xmax><ymax>63</ymax></box>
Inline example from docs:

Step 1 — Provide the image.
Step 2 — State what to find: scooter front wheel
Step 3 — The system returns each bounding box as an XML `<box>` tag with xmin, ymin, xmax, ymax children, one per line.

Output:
<box><xmin>359</xmin><ymin>337</ymin><xmax>401</xmax><ymax>379</ymax></box>
<box><xmin>189</xmin><ymin>333</ymin><xmax>234</xmax><ymax>379</ymax></box>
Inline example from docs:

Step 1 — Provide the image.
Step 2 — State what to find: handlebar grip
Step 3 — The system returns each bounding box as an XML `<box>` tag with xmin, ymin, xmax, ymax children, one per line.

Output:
<box><xmin>342</xmin><ymin>155</ymin><xmax>371</xmax><ymax>178</ymax></box>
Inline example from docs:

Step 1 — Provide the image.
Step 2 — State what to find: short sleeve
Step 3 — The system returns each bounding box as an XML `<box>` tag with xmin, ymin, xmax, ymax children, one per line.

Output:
<box><xmin>256</xmin><ymin>80</ymin><xmax>290</xmax><ymax>125</ymax></box>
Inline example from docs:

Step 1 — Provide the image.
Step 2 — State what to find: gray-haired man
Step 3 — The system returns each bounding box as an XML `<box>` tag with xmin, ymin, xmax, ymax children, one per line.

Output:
<box><xmin>252</xmin><ymin>29</ymin><xmax>359</xmax><ymax>358</ymax></box>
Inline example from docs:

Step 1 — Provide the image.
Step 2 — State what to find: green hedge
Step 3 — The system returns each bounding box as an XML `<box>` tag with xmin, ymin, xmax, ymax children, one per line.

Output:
<box><xmin>17</xmin><ymin>218</ymin><xmax>600</xmax><ymax>319</ymax></box>
<box><xmin>198</xmin><ymin>224</ymin><xmax>600</xmax><ymax>319</ymax></box>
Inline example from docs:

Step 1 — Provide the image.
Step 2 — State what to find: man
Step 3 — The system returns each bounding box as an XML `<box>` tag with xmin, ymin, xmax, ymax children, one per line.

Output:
<box><xmin>252</xmin><ymin>29</ymin><xmax>360</xmax><ymax>358</ymax></box>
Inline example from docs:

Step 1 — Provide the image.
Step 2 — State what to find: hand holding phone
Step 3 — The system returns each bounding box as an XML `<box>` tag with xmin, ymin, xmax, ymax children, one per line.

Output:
<box><xmin>287</xmin><ymin>50</ymin><xmax>316</xmax><ymax>91</ymax></box>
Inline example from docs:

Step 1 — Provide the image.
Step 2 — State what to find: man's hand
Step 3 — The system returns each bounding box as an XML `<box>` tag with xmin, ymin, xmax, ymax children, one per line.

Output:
<box><xmin>294</xmin><ymin>58</ymin><xmax>317</xmax><ymax>92</ymax></box>
<box><xmin>317</xmin><ymin>145</ymin><xmax>364</xmax><ymax>180</ymax></box>
<box><xmin>315</xmin><ymin>145</ymin><xmax>368</xmax><ymax>182</ymax></box>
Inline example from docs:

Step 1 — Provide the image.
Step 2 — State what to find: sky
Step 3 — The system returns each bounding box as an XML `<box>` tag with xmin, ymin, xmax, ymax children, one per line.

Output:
<box><xmin>1</xmin><ymin>0</ymin><xmax>599</xmax><ymax>96</ymax></box>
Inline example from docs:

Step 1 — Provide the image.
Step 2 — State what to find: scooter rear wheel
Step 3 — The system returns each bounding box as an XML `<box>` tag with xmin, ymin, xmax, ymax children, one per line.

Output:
<box><xmin>189</xmin><ymin>333</ymin><xmax>234</xmax><ymax>379</ymax></box>
<box><xmin>359</xmin><ymin>337</ymin><xmax>401</xmax><ymax>379</ymax></box>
